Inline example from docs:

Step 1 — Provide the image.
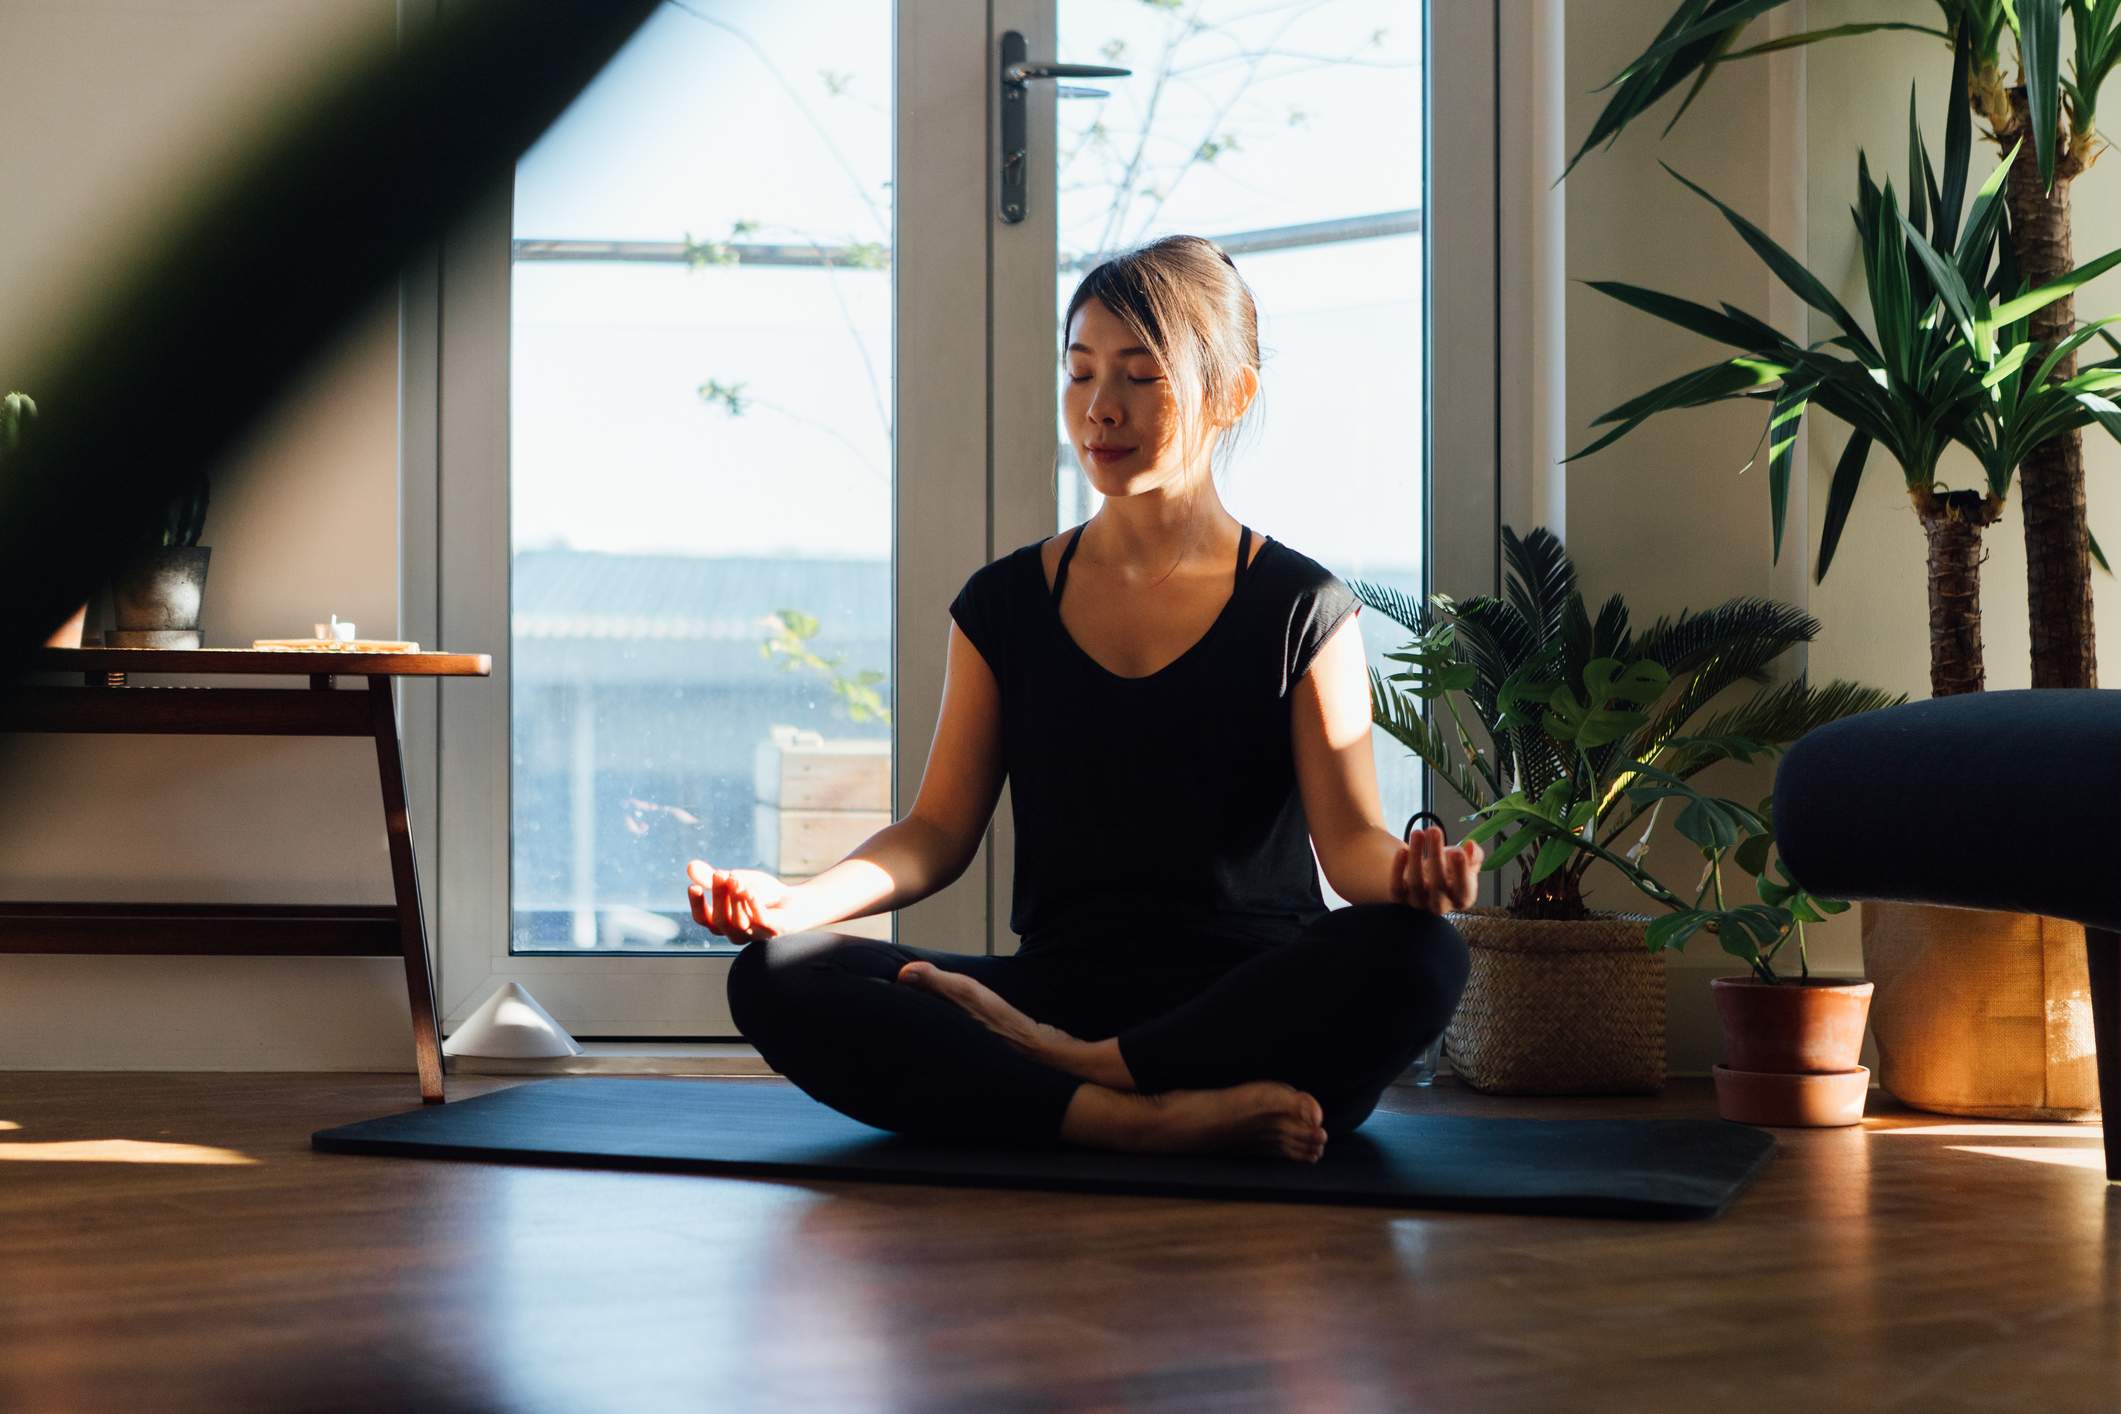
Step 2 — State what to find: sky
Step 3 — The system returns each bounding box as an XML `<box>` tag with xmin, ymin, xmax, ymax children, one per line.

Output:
<box><xmin>507</xmin><ymin>0</ymin><xmax>1425</xmax><ymax>572</ymax></box>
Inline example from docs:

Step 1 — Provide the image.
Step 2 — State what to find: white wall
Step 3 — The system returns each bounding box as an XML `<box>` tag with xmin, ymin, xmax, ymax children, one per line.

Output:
<box><xmin>1563</xmin><ymin>0</ymin><xmax>1866</xmax><ymax>1074</ymax></box>
<box><xmin>0</xmin><ymin>0</ymin><xmax>415</xmax><ymax>1071</ymax></box>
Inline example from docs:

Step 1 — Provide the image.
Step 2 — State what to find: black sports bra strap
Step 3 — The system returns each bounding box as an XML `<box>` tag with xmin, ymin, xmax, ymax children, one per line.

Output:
<box><xmin>1234</xmin><ymin>524</ymin><xmax>1252</xmax><ymax>586</ymax></box>
<box><xmin>1051</xmin><ymin>523</ymin><xmax>1085</xmax><ymax>605</ymax></box>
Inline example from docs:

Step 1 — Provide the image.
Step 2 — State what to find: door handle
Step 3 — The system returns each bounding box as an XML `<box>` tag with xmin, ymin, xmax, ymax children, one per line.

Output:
<box><xmin>999</xmin><ymin>30</ymin><xmax>1130</xmax><ymax>225</ymax></box>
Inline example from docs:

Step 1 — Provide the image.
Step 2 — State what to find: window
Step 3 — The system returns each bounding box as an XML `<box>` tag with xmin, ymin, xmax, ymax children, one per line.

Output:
<box><xmin>417</xmin><ymin>1</ymin><xmax>1491</xmax><ymax>1036</ymax></box>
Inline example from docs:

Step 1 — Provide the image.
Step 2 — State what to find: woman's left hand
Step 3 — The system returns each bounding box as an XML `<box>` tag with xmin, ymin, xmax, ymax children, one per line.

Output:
<box><xmin>1391</xmin><ymin>825</ymin><xmax>1483</xmax><ymax>915</ymax></box>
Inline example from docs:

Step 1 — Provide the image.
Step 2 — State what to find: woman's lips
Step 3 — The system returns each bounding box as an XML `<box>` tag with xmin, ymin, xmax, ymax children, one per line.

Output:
<box><xmin>1087</xmin><ymin>446</ymin><xmax>1135</xmax><ymax>462</ymax></box>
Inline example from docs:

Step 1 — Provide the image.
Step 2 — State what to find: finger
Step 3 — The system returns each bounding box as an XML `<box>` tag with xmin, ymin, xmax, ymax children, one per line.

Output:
<box><xmin>688</xmin><ymin>884</ymin><xmax>708</xmax><ymax>928</ymax></box>
<box><xmin>687</xmin><ymin>859</ymin><xmax>714</xmax><ymax>890</ymax></box>
<box><xmin>713</xmin><ymin>871</ymin><xmax>734</xmax><ymax>935</ymax></box>
<box><xmin>1414</xmin><ymin>827</ymin><xmax>1443</xmax><ymax>902</ymax></box>
<box><xmin>1442</xmin><ymin>843</ymin><xmax>1476</xmax><ymax>911</ymax></box>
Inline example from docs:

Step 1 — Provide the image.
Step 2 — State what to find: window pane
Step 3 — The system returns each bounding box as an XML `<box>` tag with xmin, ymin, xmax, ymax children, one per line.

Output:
<box><xmin>1054</xmin><ymin>2</ymin><xmax>1426</xmax><ymax>892</ymax></box>
<box><xmin>509</xmin><ymin>1</ymin><xmax>894</xmax><ymax>953</ymax></box>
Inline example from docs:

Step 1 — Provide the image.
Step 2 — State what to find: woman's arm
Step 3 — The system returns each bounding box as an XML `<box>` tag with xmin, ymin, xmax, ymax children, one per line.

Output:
<box><xmin>780</xmin><ymin>618</ymin><xmax>1006</xmax><ymax>933</ymax></box>
<box><xmin>1291</xmin><ymin>610</ymin><xmax>1478</xmax><ymax>912</ymax></box>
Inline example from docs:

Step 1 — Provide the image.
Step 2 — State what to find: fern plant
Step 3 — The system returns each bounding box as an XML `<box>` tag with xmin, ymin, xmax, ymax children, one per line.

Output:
<box><xmin>1353</xmin><ymin>526</ymin><xmax>1906</xmax><ymax>980</ymax></box>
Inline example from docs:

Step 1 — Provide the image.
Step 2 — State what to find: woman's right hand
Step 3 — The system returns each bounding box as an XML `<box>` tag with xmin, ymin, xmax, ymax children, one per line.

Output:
<box><xmin>686</xmin><ymin>859</ymin><xmax>798</xmax><ymax>944</ymax></box>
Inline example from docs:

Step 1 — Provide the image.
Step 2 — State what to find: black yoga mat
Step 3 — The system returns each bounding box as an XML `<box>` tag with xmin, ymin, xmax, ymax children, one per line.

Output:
<box><xmin>312</xmin><ymin>1076</ymin><xmax>1776</xmax><ymax>1220</ymax></box>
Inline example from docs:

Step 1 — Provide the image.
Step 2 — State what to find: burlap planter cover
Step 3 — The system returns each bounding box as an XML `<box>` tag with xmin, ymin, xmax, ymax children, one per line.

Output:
<box><xmin>1861</xmin><ymin>900</ymin><xmax>2099</xmax><ymax>1120</ymax></box>
<box><xmin>1442</xmin><ymin>908</ymin><xmax>1665</xmax><ymax>1095</ymax></box>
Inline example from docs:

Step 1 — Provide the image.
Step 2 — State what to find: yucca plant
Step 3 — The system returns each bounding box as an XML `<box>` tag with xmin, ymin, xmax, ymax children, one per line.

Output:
<box><xmin>1354</xmin><ymin>527</ymin><xmax>1904</xmax><ymax>979</ymax></box>
<box><xmin>1572</xmin><ymin>51</ymin><xmax>2121</xmax><ymax>698</ymax></box>
<box><xmin>1568</xmin><ymin>0</ymin><xmax>2121</xmax><ymax>691</ymax></box>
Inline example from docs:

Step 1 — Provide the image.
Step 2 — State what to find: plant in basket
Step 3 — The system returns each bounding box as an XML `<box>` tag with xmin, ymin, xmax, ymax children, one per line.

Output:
<box><xmin>1354</xmin><ymin>527</ymin><xmax>1903</xmax><ymax>1122</ymax></box>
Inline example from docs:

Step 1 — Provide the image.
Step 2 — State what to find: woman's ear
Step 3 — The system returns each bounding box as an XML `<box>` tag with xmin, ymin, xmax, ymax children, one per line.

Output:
<box><xmin>1217</xmin><ymin>365</ymin><xmax>1260</xmax><ymax>427</ymax></box>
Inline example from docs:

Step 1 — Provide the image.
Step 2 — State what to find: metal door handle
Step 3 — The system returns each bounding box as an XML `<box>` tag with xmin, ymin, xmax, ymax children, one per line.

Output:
<box><xmin>999</xmin><ymin>30</ymin><xmax>1130</xmax><ymax>224</ymax></box>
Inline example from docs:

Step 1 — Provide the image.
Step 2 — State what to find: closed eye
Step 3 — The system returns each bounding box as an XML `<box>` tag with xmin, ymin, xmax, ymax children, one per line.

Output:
<box><xmin>1067</xmin><ymin>374</ymin><xmax>1162</xmax><ymax>383</ymax></box>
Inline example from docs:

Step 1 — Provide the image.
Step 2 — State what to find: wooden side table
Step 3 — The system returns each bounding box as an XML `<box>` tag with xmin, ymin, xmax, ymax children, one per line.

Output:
<box><xmin>0</xmin><ymin>647</ymin><xmax>492</xmax><ymax>1104</ymax></box>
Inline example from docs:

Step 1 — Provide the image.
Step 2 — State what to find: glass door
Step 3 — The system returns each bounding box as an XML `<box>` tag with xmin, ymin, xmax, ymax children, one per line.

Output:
<box><xmin>987</xmin><ymin>0</ymin><xmax>1430</xmax><ymax>952</ymax></box>
<box><xmin>432</xmin><ymin>1</ymin><xmax>991</xmax><ymax>1035</ymax></box>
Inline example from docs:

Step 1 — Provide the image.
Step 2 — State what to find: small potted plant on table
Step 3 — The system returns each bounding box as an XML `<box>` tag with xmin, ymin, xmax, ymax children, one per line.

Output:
<box><xmin>108</xmin><ymin>472</ymin><xmax>212</xmax><ymax>649</ymax></box>
<box><xmin>1358</xmin><ymin>527</ymin><xmax>1902</xmax><ymax>1123</ymax></box>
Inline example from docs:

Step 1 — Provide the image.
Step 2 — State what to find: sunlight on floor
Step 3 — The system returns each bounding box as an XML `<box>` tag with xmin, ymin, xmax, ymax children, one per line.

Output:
<box><xmin>1868</xmin><ymin>1119</ymin><xmax>2108</xmax><ymax>1171</ymax></box>
<box><xmin>0</xmin><ymin>1121</ymin><xmax>258</xmax><ymax>1165</ymax></box>
<box><xmin>1872</xmin><ymin>1122</ymin><xmax>2100</xmax><ymax>1139</ymax></box>
<box><xmin>1941</xmin><ymin>1145</ymin><xmax>2109</xmax><ymax>1171</ymax></box>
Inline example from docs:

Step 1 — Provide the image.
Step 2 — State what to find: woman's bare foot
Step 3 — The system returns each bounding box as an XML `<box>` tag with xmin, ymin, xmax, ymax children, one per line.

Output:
<box><xmin>1061</xmin><ymin>1079</ymin><xmax>1329</xmax><ymax>1163</ymax></box>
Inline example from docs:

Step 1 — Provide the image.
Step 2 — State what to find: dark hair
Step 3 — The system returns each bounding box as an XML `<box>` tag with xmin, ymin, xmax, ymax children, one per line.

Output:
<box><xmin>1061</xmin><ymin>234</ymin><xmax>1263</xmax><ymax>476</ymax></box>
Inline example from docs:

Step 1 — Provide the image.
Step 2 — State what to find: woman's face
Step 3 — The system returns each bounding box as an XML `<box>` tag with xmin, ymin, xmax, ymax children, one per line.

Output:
<box><xmin>1063</xmin><ymin>298</ymin><xmax>1190</xmax><ymax>493</ymax></box>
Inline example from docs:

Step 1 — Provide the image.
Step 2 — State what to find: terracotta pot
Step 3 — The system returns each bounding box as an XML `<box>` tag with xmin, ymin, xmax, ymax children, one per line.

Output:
<box><xmin>1713</xmin><ymin>1063</ymin><xmax>1871</xmax><ymax>1127</ymax></box>
<box><xmin>43</xmin><ymin>601</ymin><xmax>88</xmax><ymax>648</ymax></box>
<box><xmin>1710</xmin><ymin>975</ymin><xmax>1873</xmax><ymax>1072</ymax></box>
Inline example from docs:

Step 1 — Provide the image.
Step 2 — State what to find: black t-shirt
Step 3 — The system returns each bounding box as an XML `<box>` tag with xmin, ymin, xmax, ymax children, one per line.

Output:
<box><xmin>948</xmin><ymin>524</ymin><xmax>1362</xmax><ymax>951</ymax></box>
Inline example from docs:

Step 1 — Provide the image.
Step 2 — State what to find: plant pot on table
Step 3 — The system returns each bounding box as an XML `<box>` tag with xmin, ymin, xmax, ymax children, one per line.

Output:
<box><xmin>108</xmin><ymin>545</ymin><xmax>210</xmax><ymax>649</ymax></box>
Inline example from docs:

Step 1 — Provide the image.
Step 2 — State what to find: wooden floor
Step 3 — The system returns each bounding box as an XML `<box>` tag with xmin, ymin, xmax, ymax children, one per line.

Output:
<box><xmin>2</xmin><ymin>1072</ymin><xmax>2115</xmax><ymax>1414</ymax></box>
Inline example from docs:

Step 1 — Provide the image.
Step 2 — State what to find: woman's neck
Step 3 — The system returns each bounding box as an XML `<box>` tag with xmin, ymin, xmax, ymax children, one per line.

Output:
<box><xmin>1081</xmin><ymin>491</ymin><xmax>1237</xmax><ymax>582</ymax></box>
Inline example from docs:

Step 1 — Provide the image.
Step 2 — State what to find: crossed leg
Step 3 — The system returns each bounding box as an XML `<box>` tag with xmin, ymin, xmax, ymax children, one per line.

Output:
<box><xmin>734</xmin><ymin>905</ymin><xmax>1469</xmax><ymax>1159</ymax></box>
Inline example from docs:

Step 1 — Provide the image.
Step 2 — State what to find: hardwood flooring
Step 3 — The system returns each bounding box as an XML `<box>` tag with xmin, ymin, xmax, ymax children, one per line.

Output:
<box><xmin>1</xmin><ymin>1071</ymin><xmax>2115</xmax><ymax>1412</ymax></box>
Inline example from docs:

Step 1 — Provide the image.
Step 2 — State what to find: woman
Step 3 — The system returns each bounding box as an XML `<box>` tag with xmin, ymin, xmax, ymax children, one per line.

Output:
<box><xmin>687</xmin><ymin>235</ymin><xmax>1480</xmax><ymax>1164</ymax></box>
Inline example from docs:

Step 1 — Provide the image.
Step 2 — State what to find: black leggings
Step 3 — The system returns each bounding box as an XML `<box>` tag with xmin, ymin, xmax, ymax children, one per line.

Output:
<box><xmin>725</xmin><ymin>903</ymin><xmax>1471</xmax><ymax>1148</ymax></box>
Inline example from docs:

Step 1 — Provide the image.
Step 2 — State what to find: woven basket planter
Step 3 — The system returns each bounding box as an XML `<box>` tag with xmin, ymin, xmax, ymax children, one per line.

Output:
<box><xmin>1442</xmin><ymin>907</ymin><xmax>1666</xmax><ymax>1095</ymax></box>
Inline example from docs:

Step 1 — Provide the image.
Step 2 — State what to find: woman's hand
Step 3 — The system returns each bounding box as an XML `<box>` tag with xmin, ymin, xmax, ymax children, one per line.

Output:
<box><xmin>1391</xmin><ymin>825</ymin><xmax>1483</xmax><ymax>916</ymax></box>
<box><xmin>686</xmin><ymin>859</ymin><xmax>798</xmax><ymax>944</ymax></box>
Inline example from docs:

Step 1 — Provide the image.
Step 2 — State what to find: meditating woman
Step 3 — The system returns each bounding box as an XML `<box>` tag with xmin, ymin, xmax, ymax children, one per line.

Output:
<box><xmin>686</xmin><ymin>234</ymin><xmax>1480</xmax><ymax>1164</ymax></box>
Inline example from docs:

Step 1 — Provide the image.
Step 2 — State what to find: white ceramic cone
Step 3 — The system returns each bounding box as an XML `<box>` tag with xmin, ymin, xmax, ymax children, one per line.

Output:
<box><xmin>442</xmin><ymin>981</ymin><xmax>584</xmax><ymax>1058</ymax></box>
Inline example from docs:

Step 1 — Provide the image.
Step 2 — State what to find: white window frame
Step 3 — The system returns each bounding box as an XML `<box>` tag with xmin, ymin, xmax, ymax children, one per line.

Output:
<box><xmin>399</xmin><ymin>0</ymin><xmax>1518</xmax><ymax>1037</ymax></box>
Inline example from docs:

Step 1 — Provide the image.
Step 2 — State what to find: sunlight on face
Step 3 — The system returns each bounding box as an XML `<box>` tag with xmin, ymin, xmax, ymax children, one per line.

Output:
<box><xmin>1063</xmin><ymin>297</ymin><xmax>1186</xmax><ymax>486</ymax></box>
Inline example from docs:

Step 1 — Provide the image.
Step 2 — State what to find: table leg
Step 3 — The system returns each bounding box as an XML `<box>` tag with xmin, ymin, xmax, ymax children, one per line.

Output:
<box><xmin>369</xmin><ymin>677</ymin><xmax>446</xmax><ymax>1103</ymax></box>
<box><xmin>2089</xmin><ymin>927</ymin><xmax>2118</xmax><ymax>1182</ymax></box>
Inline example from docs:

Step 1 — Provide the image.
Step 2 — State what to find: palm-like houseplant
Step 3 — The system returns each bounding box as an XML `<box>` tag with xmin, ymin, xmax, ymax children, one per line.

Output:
<box><xmin>1572</xmin><ymin>48</ymin><xmax>2121</xmax><ymax>698</ymax></box>
<box><xmin>1362</xmin><ymin>526</ymin><xmax>1900</xmax><ymax>973</ymax></box>
<box><xmin>1570</xmin><ymin>0</ymin><xmax>2121</xmax><ymax>691</ymax></box>
<box><xmin>1356</xmin><ymin>527</ymin><xmax>1902</xmax><ymax>1105</ymax></box>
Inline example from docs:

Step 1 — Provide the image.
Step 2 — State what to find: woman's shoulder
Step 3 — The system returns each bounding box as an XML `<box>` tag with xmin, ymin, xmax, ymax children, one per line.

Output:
<box><xmin>1252</xmin><ymin>533</ymin><xmax>1350</xmax><ymax>601</ymax></box>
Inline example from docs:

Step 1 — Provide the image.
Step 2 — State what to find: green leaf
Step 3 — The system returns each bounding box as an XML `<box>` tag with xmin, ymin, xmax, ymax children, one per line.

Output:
<box><xmin>2022</xmin><ymin>0</ymin><xmax>2063</xmax><ymax>193</ymax></box>
<box><xmin>1581</xmin><ymin>280</ymin><xmax>1779</xmax><ymax>349</ymax></box>
<box><xmin>1815</xmin><ymin>431</ymin><xmax>1872</xmax><ymax>582</ymax></box>
<box><xmin>1528</xmin><ymin>833</ymin><xmax>1578</xmax><ymax>885</ymax></box>
<box><xmin>1646</xmin><ymin>909</ymin><xmax>1714</xmax><ymax>954</ymax></box>
<box><xmin>1936</xmin><ymin>16</ymin><xmax>1972</xmax><ymax>252</ymax></box>
<box><xmin>2094</xmin><ymin>526</ymin><xmax>2113</xmax><ymax>575</ymax></box>
<box><xmin>1483</xmin><ymin>824</ymin><xmax>1539</xmax><ymax>871</ymax></box>
<box><xmin>1718</xmin><ymin>21</ymin><xmax>1951</xmax><ymax>62</ymax></box>
<box><xmin>1662</xmin><ymin>162</ymin><xmax>1873</xmax><ymax>353</ymax></box>
<box><xmin>1766</xmin><ymin>375</ymin><xmax>1814</xmax><ymax>560</ymax></box>
<box><xmin>1990</xmin><ymin>243</ymin><xmax>2121</xmax><ymax>330</ymax></box>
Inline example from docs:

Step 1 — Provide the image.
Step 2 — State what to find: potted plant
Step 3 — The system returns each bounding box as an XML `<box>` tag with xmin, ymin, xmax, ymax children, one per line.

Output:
<box><xmin>1</xmin><ymin>391</ymin><xmax>89</xmax><ymax>648</ymax></box>
<box><xmin>107</xmin><ymin>472</ymin><xmax>212</xmax><ymax>649</ymax></box>
<box><xmin>1357</xmin><ymin>526</ymin><xmax>1904</xmax><ymax>1122</ymax></box>
<box><xmin>1570</xmin><ymin>52</ymin><xmax>2121</xmax><ymax>1120</ymax></box>
<box><xmin>1570</xmin><ymin>4</ymin><xmax>2119</xmax><ymax>694</ymax></box>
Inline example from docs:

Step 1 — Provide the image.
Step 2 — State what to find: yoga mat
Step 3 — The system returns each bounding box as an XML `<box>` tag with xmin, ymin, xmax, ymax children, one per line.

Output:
<box><xmin>312</xmin><ymin>1076</ymin><xmax>1776</xmax><ymax>1220</ymax></box>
